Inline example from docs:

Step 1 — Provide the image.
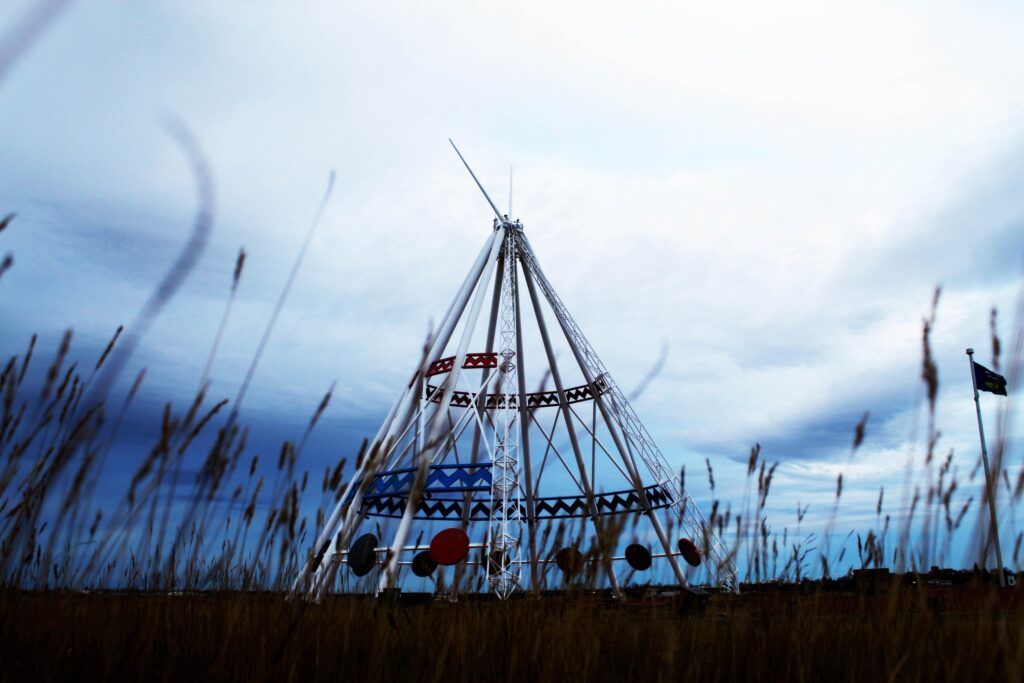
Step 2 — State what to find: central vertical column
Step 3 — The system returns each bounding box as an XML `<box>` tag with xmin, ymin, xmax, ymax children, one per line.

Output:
<box><xmin>488</xmin><ymin>227</ymin><xmax>523</xmax><ymax>598</ymax></box>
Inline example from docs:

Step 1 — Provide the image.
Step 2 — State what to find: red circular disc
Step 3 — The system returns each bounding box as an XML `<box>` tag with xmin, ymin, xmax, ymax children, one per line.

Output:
<box><xmin>429</xmin><ymin>528</ymin><xmax>470</xmax><ymax>566</ymax></box>
<box><xmin>678</xmin><ymin>538</ymin><xmax>702</xmax><ymax>567</ymax></box>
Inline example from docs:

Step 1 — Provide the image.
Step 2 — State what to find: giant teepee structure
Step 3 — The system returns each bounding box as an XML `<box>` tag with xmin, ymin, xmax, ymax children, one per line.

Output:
<box><xmin>296</xmin><ymin>143</ymin><xmax>736</xmax><ymax>599</ymax></box>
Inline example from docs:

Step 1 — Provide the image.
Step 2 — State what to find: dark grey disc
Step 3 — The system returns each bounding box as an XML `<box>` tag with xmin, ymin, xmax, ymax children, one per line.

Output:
<box><xmin>411</xmin><ymin>550</ymin><xmax>438</xmax><ymax>577</ymax></box>
<box><xmin>555</xmin><ymin>547</ymin><xmax>584</xmax><ymax>576</ymax></box>
<box><xmin>625</xmin><ymin>543</ymin><xmax>652</xmax><ymax>571</ymax></box>
<box><xmin>677</xmin><ymin>538</ymin><xmax>702</xmax><ymax>567</ymax></box>
<box><xmin>349</xmin><ymin>533</ymin><xmax>378</xmax><ymax>577</ymax></box>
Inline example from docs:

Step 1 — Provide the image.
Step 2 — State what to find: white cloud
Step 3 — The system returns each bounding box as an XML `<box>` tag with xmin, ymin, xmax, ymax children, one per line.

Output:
<box><xmin>1</xmin><ymin>0</ymin><xmax>1023</xmax><ymax>571</ymax></box>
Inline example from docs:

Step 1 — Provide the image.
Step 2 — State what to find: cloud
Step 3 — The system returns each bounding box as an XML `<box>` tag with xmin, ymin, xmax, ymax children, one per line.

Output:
<box><xmin>2</xmin><ymin>1</ymin><xmax>1023</xmax><ymax>573</ymax></box>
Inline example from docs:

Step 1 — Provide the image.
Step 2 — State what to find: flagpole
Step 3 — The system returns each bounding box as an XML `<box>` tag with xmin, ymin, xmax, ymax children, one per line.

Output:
<box><xmin>967</xmin><ymin>347</ymin><xmax>1006</xmax><ymax>587</ymax></box>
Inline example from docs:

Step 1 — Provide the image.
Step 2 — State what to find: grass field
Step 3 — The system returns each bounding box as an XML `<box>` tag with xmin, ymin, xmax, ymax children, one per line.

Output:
<box><xmin>2</xmin><ymin>583</ymin><xmax>1022</xmax><ymax>682</ymax></box>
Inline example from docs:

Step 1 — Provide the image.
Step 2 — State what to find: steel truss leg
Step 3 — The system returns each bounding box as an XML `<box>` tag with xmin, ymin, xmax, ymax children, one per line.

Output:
<box><xmin>297</xmin><ymin>229</ymin><xmax>501</xmax><ymax>598</ymax></box>
<box><xmin>518</xmin><ymin>233</ymin><xmax>689</xmax><ymax>590</ymax></box>
<box><xmin>512</xmin><ymin>252</ymin><xmax>540</xmax><ymax>592</ymax></box>
<box><xmin>377</xmin><ymin>227</ymin><xmax>506</xmax><ymax>594</ymax></box>
<box><xmin>450</xmin><ymin>249</ymin><xmax>505</xmax><ymax>599</ymax></box>
<box><xmin>519</xmin><ymin>249</ymin><xmax>621</xmax><ymax>597</ymax></box>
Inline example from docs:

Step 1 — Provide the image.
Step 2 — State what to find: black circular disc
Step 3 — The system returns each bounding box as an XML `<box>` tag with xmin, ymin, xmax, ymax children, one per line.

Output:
<box><xmin>625</xmin><ymin>543</ymin><xmax>652</xmax><ymax>571</ymax></box>
<box><xmin>349</xmin><ymin>533</ymin><xmax>378</xmax><ymax>577</ymax></box>
<box><xmin>411</xmin><ymin>550</ymin><xmax>438</xmax><ymax>578</ymax></box>
<box><xmin>555</xmin><ymin>547</ymin><xmax>584</xmax><ymax>576</ymax></box>
<box><xmin>677</xmin><ymin>538</ymin><xmax>702</xmax><ymax>567</ymax></box>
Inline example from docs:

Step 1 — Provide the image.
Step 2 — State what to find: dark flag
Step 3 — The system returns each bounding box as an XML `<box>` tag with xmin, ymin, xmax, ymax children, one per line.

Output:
<box><xmin>973</xmin><ymin>361</ymin><xmax>1008</xmax><ymax>396</ymax></box>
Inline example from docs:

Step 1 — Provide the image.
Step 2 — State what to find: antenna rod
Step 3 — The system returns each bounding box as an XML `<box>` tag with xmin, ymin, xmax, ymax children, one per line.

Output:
<box><xmin>508</xmin><ymin>165</ymin><xmax>513</xmax><ymax>217</ymax></box>
<box><xmin>449</xmin><ymin>139</ymin><xmax>505</xmax><ymax>223</ymax></box>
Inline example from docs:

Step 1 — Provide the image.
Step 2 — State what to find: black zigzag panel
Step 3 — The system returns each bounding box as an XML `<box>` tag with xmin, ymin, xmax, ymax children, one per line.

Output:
<box><xmin>359</xmin><ymin>483</ymin><xmax>674</xmax><ymax>521</ymax></box>
<box><xmin>424</xmin><ymin>375</ymin><xmax>609</xmax><ymax>410</ymax></box>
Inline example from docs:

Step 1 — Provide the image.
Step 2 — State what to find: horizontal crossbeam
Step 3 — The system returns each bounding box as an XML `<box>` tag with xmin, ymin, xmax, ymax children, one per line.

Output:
<box><xmin>353</xmin><ymin>463</ymin><xmax>492</xmax><ymax>500</ymax></box>
<box><xmin>425</xmin><ymin>352</ymin><xmax>498</xmax><ymax>377</ymax></box>
<box><xmin>357</xmin><ymin>482</ymin><xmax>674</xmax><ymax>521</ymax></box>
<box><xmin>423</xmin><ymin>375</ymin><xmax>609</xmax><ymax>409</ymax></box>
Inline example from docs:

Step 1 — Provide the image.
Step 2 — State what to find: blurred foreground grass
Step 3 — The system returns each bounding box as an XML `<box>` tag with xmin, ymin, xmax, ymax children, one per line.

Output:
<box><xmin>1</xmin><ymin>585</ymin><xmax>1022</xmax><ymax>682</ymax></box>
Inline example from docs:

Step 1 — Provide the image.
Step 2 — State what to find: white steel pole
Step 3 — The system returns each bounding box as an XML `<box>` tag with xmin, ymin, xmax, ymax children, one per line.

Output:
<box><xmin>518</xmin><ymin>233</ymin><xmax>734</xmax><ymax>589</ymax></box>
<box><xmin>517</xmin><ymin>234</ymin><xmax>693</xmax><ymax>588</ymax></box>
<box><xmin>382</xmin><ymin>228</ymin><xmax>502</xmax><ymax>448</ymax></box>
<box><xmin>334</xmin><ymin>227</ymin><xmax>496</xmax><ymax>517</ymax></box>
<box><xmin>519</xmin><ymin>256</ymin><xmax>621</xmax><ymax>597</ymax></box>
<box><xmin>377</xmin><ymin>227</ymin><xmax>506</xmax><ymax>594</ymax></box>
<box><xmin>518</xmin><ymin>239</ymin><xmax>688</xmax><ymax>590</ymax></box>
<box><xmin>512</xmin><ymin>247</ymin><xmax>541</xmax><ymax>591</ymax></box>
<box><xmin>466</xmin><ymin>250</ymin><xmax>505</xmax><ymax>469</ymax></box>
<box><xmin>967</xmin><ymin>347</ymin><xmax>1006</xmax><ymax>587</ymax></box>
<box><xmin>297</xmin><ymin>230</ymin><xmax>499</xmax><ymax>596</ymax></box>
<box><xmin>450</xmin><ymin>248</ymin><xmax>505</xmax><ymax>599</ymax></box>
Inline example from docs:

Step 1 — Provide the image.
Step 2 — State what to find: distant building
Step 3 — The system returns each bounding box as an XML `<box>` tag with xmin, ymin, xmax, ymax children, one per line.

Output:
<box><xmin>851</xmin><ymin>568</ymin><xmax>892</xmax><ymax>593</ymax></box>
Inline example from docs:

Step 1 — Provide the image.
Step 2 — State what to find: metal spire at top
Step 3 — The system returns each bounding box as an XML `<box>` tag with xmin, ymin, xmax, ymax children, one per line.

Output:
<box><xmin>449</xmin><ymin>139</ymin><xmax>507</xmax><ymax>225</ymax></box>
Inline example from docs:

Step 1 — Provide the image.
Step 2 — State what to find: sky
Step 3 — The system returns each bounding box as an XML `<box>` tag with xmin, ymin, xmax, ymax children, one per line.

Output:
<box><xmin>1</xmin><ymin>1</ymin><xmax>1023</xmax><ymax>578</ymax></box>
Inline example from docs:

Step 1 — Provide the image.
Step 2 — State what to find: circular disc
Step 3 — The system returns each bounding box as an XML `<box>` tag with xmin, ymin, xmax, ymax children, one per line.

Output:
<box><xmin>625</xmin><ymin>543</ymin><xmax>652</xmax><ymax>571</ymax></box>
<box><xmin>411</xmin><ymin>550</ymin><xmax>438</xmax><ymax>577</ymax></box>
<box><xmin>349</xmin><ymin>533</ymin><xmax>378</xmax><ymax>577</ymax></box>
<box><xmin>555</xmin><ymin>547</ymin><xmax>584</xmax><ymax>576</ymax></box>
<box><xmin>677</xmin><ymin>538</ymin><xmax>702</xmax><ymax>567</ymax></box>
<box><xmin>429</xmin><ymin>528</ymin><xmax>470</xmax><ymax>566</ymax></box>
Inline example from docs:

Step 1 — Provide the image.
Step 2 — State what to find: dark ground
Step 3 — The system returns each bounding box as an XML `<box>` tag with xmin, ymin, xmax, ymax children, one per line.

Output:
<box><xmin>2</xmin><ymin>580</ymin><xmax>1022</xmax><ymax>682</ymax></box>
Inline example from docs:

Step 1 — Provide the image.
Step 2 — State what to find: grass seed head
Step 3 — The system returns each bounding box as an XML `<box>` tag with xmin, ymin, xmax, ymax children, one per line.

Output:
<box><xmin>990</xmin><ymin>306</ymin><xmax>1000</xmax><ymax>370</ymax></box>
<box><xmin>94</xmin><ymin>325</ymin><xmax>123</xmax><ymax>371</ymax></box>
<box><xmin>232</xmin><ymin>247</ymin><xmax>246</xmax><ymax>291</ymax></box>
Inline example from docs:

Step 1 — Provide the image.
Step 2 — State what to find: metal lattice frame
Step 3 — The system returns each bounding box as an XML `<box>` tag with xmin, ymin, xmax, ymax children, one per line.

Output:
<box><xmin>487</xmin><ymin>229</ymin><xmax>522</xmax><ymax>597</ymax></box>
<box><xmin>295</xmin><ymin>143</ymin><xmax>738</xmax><ymax>601</ymax></box>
